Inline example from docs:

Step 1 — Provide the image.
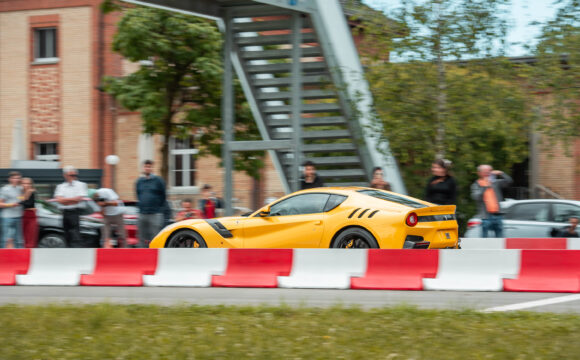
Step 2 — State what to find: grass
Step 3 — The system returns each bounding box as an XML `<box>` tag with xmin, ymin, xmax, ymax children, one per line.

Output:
<box><xmin>0</xmin><ymin>304</ymin><xmax>579</xmax><ymax>359</ymax></box>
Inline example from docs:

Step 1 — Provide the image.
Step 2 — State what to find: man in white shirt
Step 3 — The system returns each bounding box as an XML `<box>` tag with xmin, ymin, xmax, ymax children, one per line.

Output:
<box><xmin>90</xmin><ymin>188</ymin><xmax>126</xmax><ymax>248</ymax></box>
<box><xmin>54</xmin><ymin>166</ymin><xmax>88</xmax><ymax>247</ymax></box>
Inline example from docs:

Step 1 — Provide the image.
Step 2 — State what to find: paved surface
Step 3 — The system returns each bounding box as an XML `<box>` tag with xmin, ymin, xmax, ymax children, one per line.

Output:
<box><xmin>2</xmin><ymin>287</ymin><xmax>580</xmax><ymax>313</ymax></box>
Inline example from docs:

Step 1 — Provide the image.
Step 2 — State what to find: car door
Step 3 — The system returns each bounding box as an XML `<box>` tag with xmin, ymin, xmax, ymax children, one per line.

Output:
<box><xmin>242</xmin><ymin>193</ymin><xmax>330</xmax><ymax>248</ymax></box>
<box><xmin>503</xmin><ymin>202</ymin><xmax>552</xmax><ymax>237</ymax></box>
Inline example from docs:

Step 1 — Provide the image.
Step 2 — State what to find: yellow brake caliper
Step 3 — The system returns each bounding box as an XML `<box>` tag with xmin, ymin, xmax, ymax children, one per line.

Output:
<box><xmin>346</xmin><ymin>240</ymin><xmax>354</xmax><ymax>248</ymax></box>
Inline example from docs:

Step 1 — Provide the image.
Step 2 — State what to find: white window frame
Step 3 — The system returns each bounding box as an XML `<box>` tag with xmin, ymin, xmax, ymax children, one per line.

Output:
<box><xmin>34</xmin><ymin>142</ymin><xmax>59</xmax><ymax>161</ymax></box>
<box><xmin>169</xmin><ymin>136</ymin><xmax>199</xmax><ymax>188</ymax></box>
<box><xmin>33</xmin><ymin>27</ymin><xmax>58</xmax><ymax>64</ymax></box>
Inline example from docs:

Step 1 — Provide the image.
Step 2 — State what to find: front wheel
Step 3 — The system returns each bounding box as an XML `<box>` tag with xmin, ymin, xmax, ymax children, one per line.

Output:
<box><xmin>332</xmin><ymin>228</ymin><xmax>379</xmax><ymax>249</ymax></box>
<box><xmin>166</xmin><ymin>229</ymin><xmax>207</xmax><ymax>248</ymax></box>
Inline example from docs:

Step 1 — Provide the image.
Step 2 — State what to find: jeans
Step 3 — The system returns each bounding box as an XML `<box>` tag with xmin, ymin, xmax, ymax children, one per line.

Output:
<box><xmin>138</xmin><ymin>213</ymin><xmax>164</xmax><ymax>248</ymax></box>
<box><xmin>481</xmin><ymin>214</ymin><xmax>503</xmax><ymax>238</ymax></box>
<box><xmin>1</xmin><ymin>217</ymin><xmax>23</xmax><ymax>248</ymax></box>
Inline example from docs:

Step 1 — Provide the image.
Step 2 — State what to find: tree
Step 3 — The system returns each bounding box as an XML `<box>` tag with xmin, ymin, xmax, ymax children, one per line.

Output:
<box><xmin>104</xmin><ymin>6</ymin><xmax>263</xmax><ymax>183</ymax></box>
<box><xmin>532</xmin><ymin>0</ymin><xmax>580</xmax><ymax>144</ymax></box>
<box><xmin>361</xmin><ymin>0</ymin><xmax>533</xmax><ymax>227</ymax></box>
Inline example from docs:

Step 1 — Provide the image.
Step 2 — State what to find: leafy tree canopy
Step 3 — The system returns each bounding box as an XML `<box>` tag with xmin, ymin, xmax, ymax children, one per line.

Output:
<box><xmin>104</xmin><ymin>6</ymin><xmax>263</xmax><ymax>181</ymax></box>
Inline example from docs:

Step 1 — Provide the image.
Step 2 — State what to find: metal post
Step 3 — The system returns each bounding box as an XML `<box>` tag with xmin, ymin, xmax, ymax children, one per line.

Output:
<box><xmin>222</xmin><ymin>12</ymin><xmax>234</xmax><ymax>216</ymax></box>
<box><xmin>291</xmin><ymin>12</ymin><xmax>303</xmax><ymax>192</ymax></box>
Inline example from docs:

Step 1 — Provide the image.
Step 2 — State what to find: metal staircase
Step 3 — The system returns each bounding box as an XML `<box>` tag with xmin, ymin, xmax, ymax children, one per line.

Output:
<box><xmin>126</xmin><ymin>0</ymin><xmax>406</xmax><ymax>197</ymax></box>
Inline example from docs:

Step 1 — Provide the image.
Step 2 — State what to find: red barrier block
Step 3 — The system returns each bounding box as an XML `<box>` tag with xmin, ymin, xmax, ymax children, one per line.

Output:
<box><xmin>351</xmin><ymin>249</ymin><xmax>439</xmax><ymax>290</ymax></box>
<box><xmin>504</xmin><ymin>250</ymin><xmax>580</xmax><ymax>292</ymax></box>
<box><xmin>506</xmin><ymin>238</ymin><xmax>567</xmax><ymax>250</ymax></box>
<box><xmin>0</xmin><ymin>249</ymin><xmax>30</xmax><ymax>286</ymax></box>
<box><xmin>80</xmin><ymin>249</ymin><xmax>158</xmax><ymax>286</ymax></box>
<box><xmin>212</xmin><ymin>249</ymin><xmax>293</xmax><ymax>288</ymax></box>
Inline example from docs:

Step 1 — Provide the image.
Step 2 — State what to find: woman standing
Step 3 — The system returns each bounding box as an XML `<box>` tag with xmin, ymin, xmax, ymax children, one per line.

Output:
<box><xmin>20</xmin><ymin>177</ymin><xmax>38</xmax><ymax>248</ymax></box>
<box><xmin>425</xmin><ymin>159</ymin><xmax>457</xmax><ymax>205</ymax></box>
<box><xmin>369</xmin><ymin>167</ymin><xmax>391</xmax><ymax>191</ymax></box>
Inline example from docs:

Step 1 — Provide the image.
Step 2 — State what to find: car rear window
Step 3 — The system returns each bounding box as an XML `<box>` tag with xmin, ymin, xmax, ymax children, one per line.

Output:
<box><xmin>357</xmin><ymin>189</ymin><xmax>427</xmax><ymax>209</ymax></box>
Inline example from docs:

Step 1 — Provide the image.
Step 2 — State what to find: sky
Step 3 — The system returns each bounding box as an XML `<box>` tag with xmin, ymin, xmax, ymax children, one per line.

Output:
<box><xmin>362</xmin><ymin>0</ymin><xmax>559</xmax><ymax>57</ymax></box>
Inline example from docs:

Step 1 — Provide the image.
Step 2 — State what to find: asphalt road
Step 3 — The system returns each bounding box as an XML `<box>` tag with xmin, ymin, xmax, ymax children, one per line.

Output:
<box><xmin>2</xmin><ymin>287</ymin><xmax>580</xmax><ymax>313</ymax></box>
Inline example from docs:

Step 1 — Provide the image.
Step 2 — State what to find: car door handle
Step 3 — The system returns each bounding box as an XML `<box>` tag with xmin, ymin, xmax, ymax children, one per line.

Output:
<box><xmin>314</xmin><ymin>220</ymin><xmax>322</xmax><ymax>225</ymax></box>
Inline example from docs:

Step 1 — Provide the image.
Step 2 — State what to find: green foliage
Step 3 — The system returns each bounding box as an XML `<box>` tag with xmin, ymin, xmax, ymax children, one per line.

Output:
<box><xmin>104</xmin><ymin>6</ymin><xmax>263</xmax><ymax>180</ymax></box>
<box><xmin>532</xmin><ymin>0</ymin><xmax>580</xmax><ymax>146</ymax></box>
<box><xmin>362</xmin><ymin>0</ymin><xmax>532</xmax><ymax>227</ymax></box>
<box><xmin>1</xmin><ymin>304</ymin><xmax>580</xmax><ymax>359</ymax></box>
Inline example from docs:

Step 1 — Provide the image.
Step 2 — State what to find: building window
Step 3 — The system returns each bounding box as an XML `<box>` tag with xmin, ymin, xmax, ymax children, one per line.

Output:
<box><xmin>169</xmin><ymin>136</ymin><xmax>198</xmax><ymax>187</ymax></box>
<box><xmin>34</xmin><ymin>142</ymin><xmax>59</xmax><ymax>161</ymax></box>
<box><xmin>34</xmin><ymin>28</ymin><xmax>58</xmax><ymax>62</ymax></box>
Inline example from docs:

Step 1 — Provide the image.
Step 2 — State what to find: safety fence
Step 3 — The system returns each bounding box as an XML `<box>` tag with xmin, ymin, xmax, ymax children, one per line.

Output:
<box><xmin>1</xmin><ymin>243</ymin><xmax>579</xmax><ymax>292</ymax></box>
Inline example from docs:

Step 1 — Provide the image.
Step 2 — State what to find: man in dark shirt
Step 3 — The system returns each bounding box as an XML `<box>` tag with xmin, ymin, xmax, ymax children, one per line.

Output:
<box><xmin>135</xmin><ymin>160</ymin><xmax>166</xmax><ymax>247</ymax></box>
<box><xmin>300</xmin><ymin>161</ymin><xmax>324</xmax><ymax>190</ymax></box>
<box><xmin>551</xmin><ymin>216</ymin><xmax>579</xmax><ymax>238</ymax></box>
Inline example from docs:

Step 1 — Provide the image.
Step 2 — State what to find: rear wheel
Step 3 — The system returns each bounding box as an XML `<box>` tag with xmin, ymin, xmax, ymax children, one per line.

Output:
<box><xmin>38</xmin><ymin>233</ymin><xmax>66</xmax><ymax>248</ymax></box>
<box><xmin>166</xmin><ymin>229</ymin><xmax>207</xmax><ymax>248</ymax></box>
<box><xmin>332</xmin><ymin>228</ymin><xmax>379</xmax><ymax>249</ymax></box>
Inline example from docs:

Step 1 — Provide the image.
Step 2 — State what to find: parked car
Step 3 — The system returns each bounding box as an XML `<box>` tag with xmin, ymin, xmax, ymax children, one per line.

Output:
<box><xmin>37</xmin><ymin>200</ymin><xmax>103</xmax><ymax>248</ymax></box>
<box><xmin>464</xmin><ymin>199</ymin><xmax>580</xmax><ymax>238</ymax></box>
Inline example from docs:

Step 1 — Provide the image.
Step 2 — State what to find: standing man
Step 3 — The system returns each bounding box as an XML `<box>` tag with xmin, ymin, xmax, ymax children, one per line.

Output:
<box><xmin>54</xmin><ymin>166</ymin><xmax>88</xmax><ymax>247</ymax></box>
<box><xmin>135</xmin><ymin>160</ymin><xmax>166</xmax><ymax>247</ymax></box>
<box><xmin>90</xmin><ymin>188</ymin><xmax>126</xmax><ymax>248</ymax></box>
<box><xmin>300</xmin><ymin>161</ymin><xmax>324</xmax><ymax>189</ymax></box>
<box><xmin>0</xmin><ymin>172</ymin><xmax>23</xmax><ymax>248</ymax></box>
<box><xmin>471</xmin><ymin>164</ymin><xmax>512</xmax><ymax>238</ymax></box>
<box><xmin>199</xmin><ymin>184</ymin><xmax>222</xmax><ymax>219</ymax></box>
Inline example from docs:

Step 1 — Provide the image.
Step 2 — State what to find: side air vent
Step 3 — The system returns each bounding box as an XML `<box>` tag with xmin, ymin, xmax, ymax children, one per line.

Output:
<box><xmin>358</xmin><ymin>209</ymin><xmax>370</xmax><ymax>218</ymax></box>
<box><xmin>348</xmin><ymin>208</ymin><xmax>360</xmax><ymax>218</ymax></box>
<box><xmin>368</xmin><ymin>210</ymin><xmax>379</xmax><ymax>218</ymax></box>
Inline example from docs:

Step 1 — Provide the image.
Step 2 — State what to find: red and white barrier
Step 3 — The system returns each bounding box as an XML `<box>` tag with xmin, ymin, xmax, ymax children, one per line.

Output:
<box><xmin>278</xmin><ymin>249</ymin><xmax>366</xmax><ymax>289</ymax></box>
<box><xmin>16</xmin><ymin>249</ymin><xmax>95</xmax><ymax>286</ymax></box>
<box><xmin>143</xmin><ymin>248</ymin><xmax>227</xmax><ymax>287</ymax></box>
<box><xmin>2</xmin><ymin>248</ymin><xmax>580</xmax><ymax>293</ymax></box>
<box><xmin>461</xmin><ymin>238</ymin><xmax>580</xmax><ymax>250</ymax></box>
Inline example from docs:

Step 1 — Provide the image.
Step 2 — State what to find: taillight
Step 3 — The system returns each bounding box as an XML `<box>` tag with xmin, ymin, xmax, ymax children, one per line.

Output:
<box><xmin>467</xmin><ymin>220</ymin><xmax>481</xmax><ymax>228</ymax></box>
<box><xmin>406</xmin><ymin>212</ymin><xmax>418</xmax><ymax>227</ymax></box>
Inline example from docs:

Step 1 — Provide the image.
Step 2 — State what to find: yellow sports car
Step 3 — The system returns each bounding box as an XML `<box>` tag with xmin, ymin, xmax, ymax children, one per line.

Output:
<box><xmin>150</xmin><ymin>187</ymin><xmax>458</xmax><ymax>249</ymax></box>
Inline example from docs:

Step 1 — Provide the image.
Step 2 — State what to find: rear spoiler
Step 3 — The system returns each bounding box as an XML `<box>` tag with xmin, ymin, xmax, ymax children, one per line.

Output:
<box><xmin>414</xmin><ymin>205</ymin><xmax>456</xmax><ymax>215</ymax></box>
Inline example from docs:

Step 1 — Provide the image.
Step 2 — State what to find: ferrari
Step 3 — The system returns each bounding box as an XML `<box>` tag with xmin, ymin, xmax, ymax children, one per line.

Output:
<box><xmin>149</xmin><ymin>187</ymin><xmax>459</xmax><ymax>249</ymax></box>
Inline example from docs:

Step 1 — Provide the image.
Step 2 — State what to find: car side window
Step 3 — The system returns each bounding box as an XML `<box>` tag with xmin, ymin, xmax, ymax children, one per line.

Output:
<box><xmin>505</xmin><ymin>203</ymin><xmax>549</xmax><ymax>221</ymax></box>
<box><xmin>553</xmin><ymin>203</ymin><xmax>580</xmax><ymax>223</ymax></box>
<box><xmin>324</xmin><ymin>194</ymin><xmax>347</xmax><ymax>212</ymax></box>
<box><xmin>269</xmin><ymin>193</ymin><xmax>330</xmax><ymax>216</ymax></box>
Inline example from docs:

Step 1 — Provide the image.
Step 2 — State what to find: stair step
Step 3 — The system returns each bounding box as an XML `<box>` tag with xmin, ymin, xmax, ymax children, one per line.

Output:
<box><xmin>317</xmin><ymin>169</ymin><xmax>367</xmax><ymax>178</ymax></box>
<box><xmin>253</xmin><ymin>75</ymin><xmax>330</xmax><ymax>87</ymax></box>
<box><xmin>301</xmin><ymin>143</ymin><xmax>357</xmax><ymax>153</ymax></box>
<box><xmin>237</xmin><ymin>32</ymin><xmax>318</xmax><ymax>46</ymax></box>
<box><xmin>273</xmin><ymin>130</ymin><xmax>351</xmax><ymax>140</ymax></box>
<box><xmin>233</xmin><ymin>19</ymin><xmax>312</xmax><ymax>33</ymax></box>
<box><xmin>257</xmin><ymin>89</ymin><xmax>336</xmax><ymax>101</ymax></box>
<box><xmin>241</xmin><ymin>47</ymin><xmax>322</xmax><ymax>60</ymax></box>
<box><xmin>282</xmin><ymin>156</ymin><xmax>361</xmax><ymax>166</ymax></box>
<box><xmin>268</xmin><ymin>116</ymin><xmax>346</xmax><ymax>127</ymax></box>
<box><xmin>247</xmin><ymin>61</ymin><xmax>327</xmax><ymax>74</ymax></box>
<box><xmin>263</xmin><ymin>103</ymin><xmax>341</xmax><ymax>115</ymax></box>
<box><xmin>324</xmin><ymin>182</ymin><xmax>369</xmax><ymax>187</ymax></box>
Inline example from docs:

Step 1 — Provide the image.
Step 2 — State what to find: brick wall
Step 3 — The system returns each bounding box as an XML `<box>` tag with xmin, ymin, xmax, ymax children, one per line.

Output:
<box><xmin>537</xmin><ymin>137</ymin><xmax>577</xmax><ymax>199</ymax></box>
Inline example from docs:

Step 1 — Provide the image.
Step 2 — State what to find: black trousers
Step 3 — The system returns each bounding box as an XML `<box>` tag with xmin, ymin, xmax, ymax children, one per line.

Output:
<box><xmin>62</xmin><ymin>209</ymin><xmax>82</xmax><ymax>248</ymax></box>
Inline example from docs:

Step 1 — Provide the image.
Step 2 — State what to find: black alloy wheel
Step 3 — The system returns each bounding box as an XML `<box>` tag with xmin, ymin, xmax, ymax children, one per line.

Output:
<box><xmin>332</xmin><ymin>228</ymin><xmax>379</xmax><ymax>249</ymax></box>
<box><xmin>166</xmin><ymin>229</ymin><xmax>208</xmax><ymax>248</ymax></box>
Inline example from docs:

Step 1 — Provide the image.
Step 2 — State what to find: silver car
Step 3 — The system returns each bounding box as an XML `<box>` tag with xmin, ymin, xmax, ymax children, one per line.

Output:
<box><xmin>464</xmin><ymin>199</ymin><xmax>580</xmax><ymax>238</ymax></box>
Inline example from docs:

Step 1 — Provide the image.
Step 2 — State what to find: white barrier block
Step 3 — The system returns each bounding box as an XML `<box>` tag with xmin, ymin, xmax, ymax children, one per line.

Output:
<box><xmin>423</xmin><ymin>249</ymin><xmax>520</xmax><ymax>291</ymax></box>
<box><xmin>16</xmin><ymin>249</ymin><xmax>95</xmax><ymax>286</ymax></box>
<box><xmin>143</xmin><ymin>248</ymin><xmax>227</xmax><ymax>287</ymax></box>
<box><xmin>459</xmin><ymin>238</ymin><xmax>506</xmax><ymax>249</ymax></box>
<box><xmin>568</xmin><ymin>238</ymin><xmax>580</xmax><ymax>250</ymax></box>
<box><xmin>278</xmin><ymin>249</ymin><xmax>367</xmax><ymax>289</ymax></box>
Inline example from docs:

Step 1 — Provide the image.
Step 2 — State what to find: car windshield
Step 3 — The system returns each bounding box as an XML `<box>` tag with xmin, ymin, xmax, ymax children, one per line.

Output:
<box><xmin>36</xmin><ymin>200</ymin><xmax>61</xmax><ymax>215</ymax></box>
<box><xmin>357</xmin><ymin>189</ymin><xmax>427</xmax><ymax>209</ymax></box>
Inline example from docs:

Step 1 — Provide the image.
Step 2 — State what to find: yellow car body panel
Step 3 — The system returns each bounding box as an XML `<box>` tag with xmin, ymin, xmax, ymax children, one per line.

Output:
<box><xmin>150</xmin><ymin>187</ymin><xmax>459</xmax><ymax>249</ymax></box>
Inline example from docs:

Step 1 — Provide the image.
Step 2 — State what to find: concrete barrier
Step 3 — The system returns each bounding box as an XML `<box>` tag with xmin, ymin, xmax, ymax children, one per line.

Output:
<box><xmin>80</xmin><ymin>249</ymin><xmax>158</xmax><ymax>286</ymax></box>
<box><xmin>0</xmin><ymin>249</ymin><xmax>30</xmax><ymax>286</ymax></box>
<box><xmin>278</xmin><ymin>249</ymin><xmax>367</xmax><ymax>289</ymax></box>
<box><xmin>16</xmin><ymin>249</ymin><xmax>95</xmax><ymax>286</ymax></box>
<box><xmin>461</xmin><ymin>238</ymin><xmax>579</xmax><ymax>250</ymax></box>
<box><xmin>143</xmin><ymin>248</ymin><xmax>227</xmax><ymax>287</ymax></box>
<box><xmin>423</xmin><ymin>250</ymin><xmax>520</xmax><ymax>291</ymax></box>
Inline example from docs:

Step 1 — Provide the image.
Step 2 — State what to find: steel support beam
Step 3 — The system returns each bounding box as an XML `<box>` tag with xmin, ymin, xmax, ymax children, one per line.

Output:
<box><xmin>222</xmin><ymin>12</ymin><xmax>234</xmax><ymax>216</ymax></box>
<box><xmin>291</xmin><ymin>12</ymin><xmax>303</xmax><ymax>192</ymax></box>
<box><xmin>230</xmin><ymin>140</ymin><xmax>293</xmax><ymax>152</ymax></box>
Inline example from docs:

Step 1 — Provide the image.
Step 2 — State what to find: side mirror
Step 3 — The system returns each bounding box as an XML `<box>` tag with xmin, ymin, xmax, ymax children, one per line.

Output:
<box><xmin>259</xmin><ymin>205</ymin><xmax>271</xmax><ymax>217</ymax></box>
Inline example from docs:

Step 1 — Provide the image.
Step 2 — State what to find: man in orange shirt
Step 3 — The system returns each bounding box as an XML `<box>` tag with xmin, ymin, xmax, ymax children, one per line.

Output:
<box><xmin>471</xmin><ymin>164</ymin><xmax>512</xmax><ymax>238</ymax></box>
